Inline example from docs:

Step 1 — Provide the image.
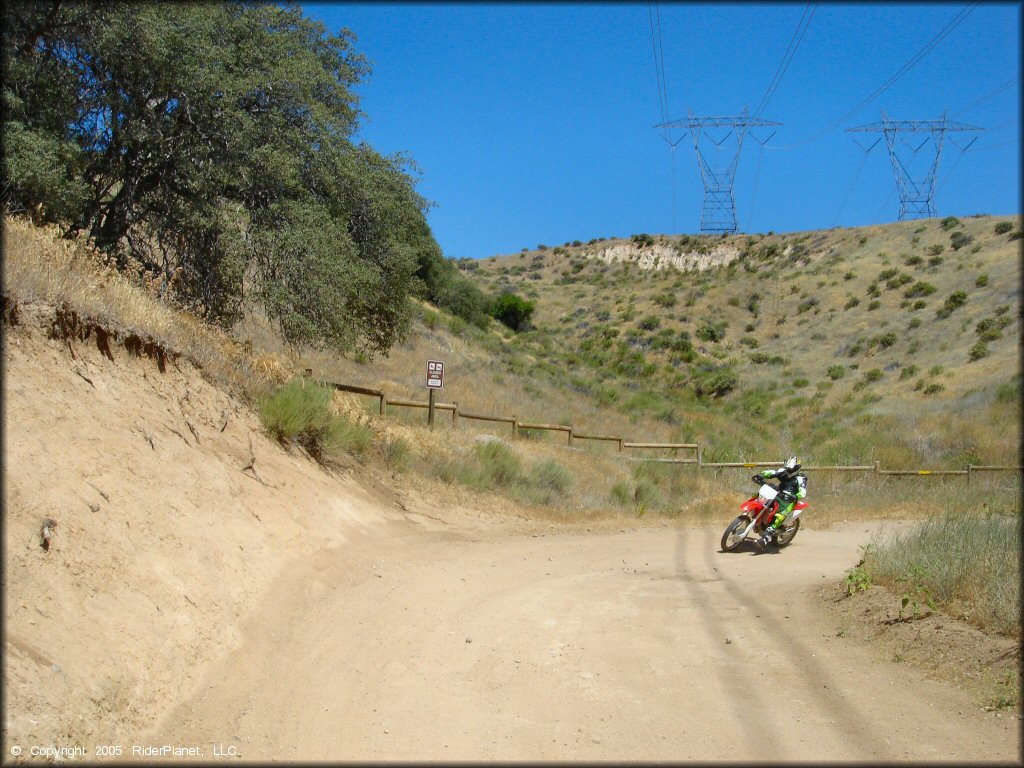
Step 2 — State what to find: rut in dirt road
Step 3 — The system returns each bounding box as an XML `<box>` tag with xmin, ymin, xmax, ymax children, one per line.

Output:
<box><xmin>678</xmin><ymin>525</ymin><xmax>887</xmax><ymax>756</ymax></box>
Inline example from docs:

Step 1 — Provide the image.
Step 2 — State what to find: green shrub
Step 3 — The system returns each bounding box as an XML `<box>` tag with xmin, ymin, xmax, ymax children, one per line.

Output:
<box><xmin>490</xmin><ymin>292</ymin><xmax>535</xmax><ymax>332</ymax></box>
<box><xmin>975</xmin><ymin>274</ymin><xmax>989</xmax><ymax>287</ymax></box>
<box><xmin>885</xmin><ymin>272</ymin><xmax>914</xmax><ymax>290</ymax></box>
<box><xmin>827</xmin><ymin>365</ymin><xmax>845</xmax><ymax>380</ymax></box>
<box><xmin>653</xmin><ymin>292</ymin><xmax>677</xmax><ymax>308</ymax></box>
<box><xmin>873</xmin><ymin>331</ymin><xmax>898</xmax><ymax>349</ymax></box>
<box><xmin>867</xmin><ymin>300</ymin><xmax>881</xmax><ymax>311</ymax></box>
<box><xmin>900</xmin><ymin>364</ymin><xmax>919</xmax><ymax>380</ymax></box>
<box><xmin>633</xmin><ymin>479</ymin><xmax>663</xmax><ymax>510</ymax></box>
<box><xmin>739</xmin><ymin>335</ymin><xmax>760</xmax><ymax>348</ymax></box>
<box><xmin>908</xmin><ymin>317</ymin><xmax>921</xmax><ymax>329</ymax></box>
<box><xmin>927</xmin><ymin>244</ymin><xmax>945</xmax><ymax>257</ymax></box>
<box><xmin>259</xmin><ymin>378</ymin><xmax>371</xmax><ymax>459</ymax></box>
<box><xmin>470</xmin><ymin>441</ymin><xmax>523</xmax><ymax>488</ymax></box>
<box><xmin>610</xmin><ymin>481</ymin><xmax>632</xmax><ymax>506</ymax></box>
<box><xmin>923</xmin><ymin>382</ymin><xmax>945</xmax><ymax>395</ymax></box>
<box><xmin>994</xmin><ymin>221</ymin><xmax>1013</xmax><ymax>235</ymax></box>
<box><xmin>844</xmin><ymin>296</ymin><xmax>860</xmax><ymax>310</ymax></box>
<box><xmin>864</xmin><ymin>368</ymin><xmax>883</xmax><ymax>383</ymax></box>
<box><xmin>935</xmin><ymin>291</ymin><xmax>967</xmax><ymax>319</ymax></box>
<box><xmin>692</xmin><ymin>364</ymin><xmax>738</xmax><ymax>397</ymax></box>
<box><xmin>904</xmin><ymin>281</ymin><xmax>937</xmax><ymax>299</ymax></box>
<box><xmin>843</xmin><ymin>271</ymin><xmax>855</xmax><ymax>281</ymax></box>
<box><xmin>949</xmin><ymin>231</ymin><xmax>974</xmax><ymax>251</ymax></box>
<box><xmin>531</xmin><ymin>458</ymin><xmax>573</xmax><ymax>493</ymax></box>
<box><xmin>739</xmin><ymin>387</ymin><xmax>776</xmax><ymax>417</ymax></box>
<box><xmin>695</xmin><ymin>321</ymin><xmax>727</xmax><ymax>343</ymax></box>
<box><xmin>639</xmin><ymin>315</ymin><xmax>661</xmax><ymax>331</ymax></box>
<box><xmin>940</xmin><ymin>216</ymin><xmax>960</xmax><ymax>230</ymax></box>
<box><xmin>904</xmin><ymin>254</ymin><xmax>923</xmax><ymax>267</ymax></box>
<box><xmin>976</xmin><ymin>317</ymin><xmax>1003</xmax><ymax>342</ymax></box>
<box><xmin>797</xmin><ymin>297</ymin><xmax>819</xmax><ymax>314</ymax></box>
<box><xmin>380</xmin><ymin>436</ymin><xmax>411</xmax><ymax>471</ymax></box>
<box><xmin>969</xmin><ymin>340</ymin><xmax>989</xmax><ymax>361</ymax></box>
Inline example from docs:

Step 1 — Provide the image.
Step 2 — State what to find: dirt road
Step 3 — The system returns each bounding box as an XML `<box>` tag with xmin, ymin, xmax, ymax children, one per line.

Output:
<box><xmin>148</xmin><ymin>520</ymin><xmax>1019</xmax><ymax>762</ymax></box>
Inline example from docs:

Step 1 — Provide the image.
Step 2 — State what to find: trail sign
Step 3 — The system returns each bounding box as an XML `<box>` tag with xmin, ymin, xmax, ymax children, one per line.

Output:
<box><xmin>426</xmin><ymin>360</ymin><xmax>444</xmax><ymax>389</ymax></box>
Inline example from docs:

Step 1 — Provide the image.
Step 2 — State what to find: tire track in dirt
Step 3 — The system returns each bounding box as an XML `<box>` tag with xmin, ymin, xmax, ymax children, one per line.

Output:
<box><xmin>694</xmin><ymin>525</ymin><xmax>889</xmax><ymax>756</ymax></box>
<box><xmin>671</xmin><ymin>526</ymin><xmax>788</xmax><ymax>756</ymax></box>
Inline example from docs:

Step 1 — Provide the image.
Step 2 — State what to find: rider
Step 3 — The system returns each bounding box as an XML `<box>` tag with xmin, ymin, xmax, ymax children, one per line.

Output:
<box><xmin>753</xmin><ymin>456</ymin><xmax>807</xmax><ymax>547</ymax></box>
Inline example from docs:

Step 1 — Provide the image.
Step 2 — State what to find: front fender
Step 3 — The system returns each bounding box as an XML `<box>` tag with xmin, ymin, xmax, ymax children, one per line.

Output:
<box><xmin>740</xmin><ymin>498</ymin><xmax>764</xmax><ymax>515</ymax></box>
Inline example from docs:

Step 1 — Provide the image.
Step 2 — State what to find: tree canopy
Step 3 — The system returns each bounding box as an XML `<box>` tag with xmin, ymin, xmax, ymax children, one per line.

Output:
<box><xmin>4</xmin><ymin>1</ymin><xmax>447</xmax><ymax>354</ymax></box>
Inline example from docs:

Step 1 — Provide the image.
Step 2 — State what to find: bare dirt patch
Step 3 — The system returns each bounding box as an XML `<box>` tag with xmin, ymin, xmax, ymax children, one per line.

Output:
<box><xmin>819</xmin><ymin>580</ymin><xmax>1020</xmax><ymax>712</ymax></box>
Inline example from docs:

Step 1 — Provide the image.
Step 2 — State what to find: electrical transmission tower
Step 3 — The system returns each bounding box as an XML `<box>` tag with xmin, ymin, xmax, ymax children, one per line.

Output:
<box><xmin>846</xmin><ymin>111</ymin><xmax>982</xmax><ymax>221</ymax></box>
<box><xmin>656</xmin><ymin>108</ymin><xmax>781</xmax><ymax>234</ymax></box>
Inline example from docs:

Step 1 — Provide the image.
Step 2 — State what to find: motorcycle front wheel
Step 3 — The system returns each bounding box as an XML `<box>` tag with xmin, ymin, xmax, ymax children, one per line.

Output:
<box><xmin>720</xmin><ymin>516</ymin><xmax>749</xmax><ymax>552</ymax></box>
<box><xmin>774</xmin><ymin>517</ymin><xmax>800</xmax><ymax>547</ymax></box>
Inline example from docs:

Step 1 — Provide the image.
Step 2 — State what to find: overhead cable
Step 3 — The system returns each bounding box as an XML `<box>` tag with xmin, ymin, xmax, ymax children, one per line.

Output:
<box><xmin>753</xmin><ymin>2</ymin><xmax>817</xmax><ymax>119</ymax></box>
<box><xmin>770</xmin><ymin>2</ymin><xmax>979</xmax><ymax>151</ymax></box>
<box><xmin>952</xmin><ymin>76</ymin><xmax>1018</xmax><ymax>118</ymax></box>
<box><xmin>648</xmin><ymin>1</ymin><xmax>671</xmax><ymax>137</ymax></box>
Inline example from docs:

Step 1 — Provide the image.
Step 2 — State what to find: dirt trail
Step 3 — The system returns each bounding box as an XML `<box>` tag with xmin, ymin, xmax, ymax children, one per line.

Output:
<box><xmin>149</xmin><ymin>521</ymin><xmax>1018</xmax><ymax>762</ymax></box>
<box><xmin>3</xmin><ymin>305</ymin><xmax>1018</xmax><ymax>763</ymax></box>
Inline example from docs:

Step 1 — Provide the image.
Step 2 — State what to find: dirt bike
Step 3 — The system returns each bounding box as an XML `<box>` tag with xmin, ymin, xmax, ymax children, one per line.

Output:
<box><xmin>720</xmin><ymin>474</ymin><xmax>807</xmax><ymax>552</ymax></box>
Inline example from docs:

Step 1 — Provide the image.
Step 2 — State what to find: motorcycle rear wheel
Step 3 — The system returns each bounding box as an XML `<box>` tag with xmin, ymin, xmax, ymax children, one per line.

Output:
<box><xmin>720</xmin><ymin>516</ymin><xmax>749</xmax><ymax>552</ymax></box>
<box><xmin>773</xmin><ymin>517</ymin><xmax>800</xmax><ymax>547</ymax></box>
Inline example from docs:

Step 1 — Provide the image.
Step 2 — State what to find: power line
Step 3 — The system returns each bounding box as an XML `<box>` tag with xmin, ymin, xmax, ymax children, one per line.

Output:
<box><xmin>648</xmin><ymin>1</ymin><xmax>671</xmax><ymax>136</ymax></box>
<box><xmin>831</xmin><ymin>143</ymin><xmax>876</xmax><ymax>227</ymax></box>
<box><xmin>746</xmin><ymin>142</ymin><xmax>765</xmax><ymax>232</ymax></box>
<box><xmin>952</xmin><ymin>76</ymin><xmax>1018</xmax><ymax>118</ymax></box>
<box><xmin>753</xmin><ymin>2</ymin><xmax>817</xmax><ymax>119</ymax></box>
<box><xmin>769</xmin><ymin>2</ymin><xmax>979</xmax><ymax>151</ymax></box>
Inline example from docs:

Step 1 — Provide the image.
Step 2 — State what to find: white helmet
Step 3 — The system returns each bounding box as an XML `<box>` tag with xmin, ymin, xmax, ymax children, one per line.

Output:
<box><xmin>785</xmin><ymin>456</ymin><xmax>801</xmax><ymax>471</ymax></box>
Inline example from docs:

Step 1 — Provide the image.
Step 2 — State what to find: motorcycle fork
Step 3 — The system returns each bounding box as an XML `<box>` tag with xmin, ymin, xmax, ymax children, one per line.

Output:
<box><xmin>741</xmin><ymin>501</ymin><xmax>776</xmax><ymax>540</ymax></box>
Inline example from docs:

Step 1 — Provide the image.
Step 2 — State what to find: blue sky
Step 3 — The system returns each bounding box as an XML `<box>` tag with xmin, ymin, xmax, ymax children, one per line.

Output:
<box><xmin>302</xmin><ymin>2</ymin><xmax>1021</xmax><ymax>260</ymax></box>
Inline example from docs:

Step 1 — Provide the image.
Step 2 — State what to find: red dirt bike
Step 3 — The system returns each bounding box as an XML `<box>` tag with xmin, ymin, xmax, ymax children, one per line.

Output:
<box><xmin>720</xmin><ymin>475</ymin><xmax>807</xmax><ymax>552</ymax></box>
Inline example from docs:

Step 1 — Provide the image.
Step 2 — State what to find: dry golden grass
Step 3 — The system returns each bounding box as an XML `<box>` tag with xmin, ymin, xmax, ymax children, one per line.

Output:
<box><xmin>3</xmin><ymin>216</ymin><xmax>292</xmax><ymax>398</ymax></box>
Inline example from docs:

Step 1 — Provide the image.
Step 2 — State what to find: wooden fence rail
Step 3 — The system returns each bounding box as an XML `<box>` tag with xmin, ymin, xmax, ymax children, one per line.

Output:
<box><xmin>321</xmin><ymin>378</ymin><xmax>1023</xmax><ymax>481</ymax></box>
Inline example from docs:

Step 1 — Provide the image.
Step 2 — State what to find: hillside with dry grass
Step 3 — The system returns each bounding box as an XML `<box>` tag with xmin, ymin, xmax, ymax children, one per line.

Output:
<box><xmin>248</xmin><ymin>215</ymin><xmax>1021</xmax><ymax>469</ymax></box>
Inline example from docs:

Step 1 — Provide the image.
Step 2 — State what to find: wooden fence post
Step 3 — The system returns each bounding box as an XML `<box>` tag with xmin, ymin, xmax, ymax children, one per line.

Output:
<box><xmin>697</xmin><ymin>445</ymin><xmax>703</xmax><ymax>469</ymax></box>
<box><xmin>567</xmin><ymin>428</ymin><xmax>573</xmax><ymax>447</ymax></box>
<box><xmin>967</xmin><ymin>464</ymin><xmax>972</xmax><ymax>486</ymax></box>
<box><xmin>512</xmin><ymin>416</ymin><xmax>518</xmax><ymax>438</ymax></box>
<box><xmin>453</xmin><ymin>401</ymin><xmax>459</xmax><ymax>426</ymax></box>
<box><xmin>379</xmin><ymin>394</ymin><xmax>387</xmax><ymax>417</ymax></box>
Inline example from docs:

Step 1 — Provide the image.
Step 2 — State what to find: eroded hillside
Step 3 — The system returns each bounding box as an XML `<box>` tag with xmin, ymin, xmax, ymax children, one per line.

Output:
<box><xmin>1</xmin><ymin>301</ymin><xmax>450</xmax><ymax>748</ymax></box>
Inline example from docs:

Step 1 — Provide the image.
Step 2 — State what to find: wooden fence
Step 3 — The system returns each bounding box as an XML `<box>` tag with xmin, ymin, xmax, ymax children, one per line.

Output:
<box><xmin>323</xmin><ymin>380</ymin><xmax>1021</xmax><ymax>483</ymax></box>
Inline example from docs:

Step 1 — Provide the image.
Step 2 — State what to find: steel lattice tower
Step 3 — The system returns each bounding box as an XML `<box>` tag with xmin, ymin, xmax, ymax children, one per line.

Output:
<box><xmin>656</xmin><ymin>108</ymin><xmax>781</xmax><ymax>234</ymax></box>
<box><xmin>846</xmin><ymin>111</ymin><xmax>982</xmax><ymax>221</ymax></box>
